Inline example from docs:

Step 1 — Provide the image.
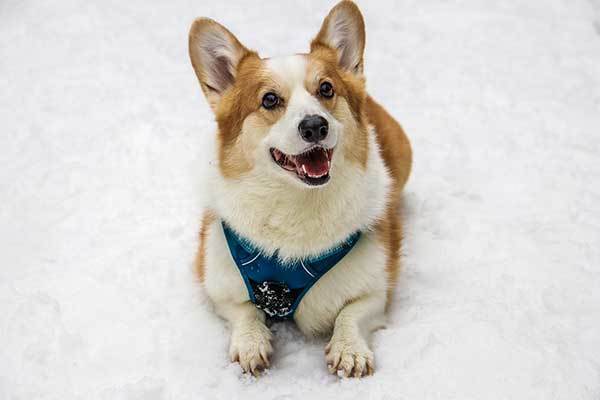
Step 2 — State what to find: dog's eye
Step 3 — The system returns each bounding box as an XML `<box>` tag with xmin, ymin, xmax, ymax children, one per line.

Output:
<box><xmin>262</xmin><ymin>92</ymin><xmax>279</xmax><ymax>109</ymax></box>
<box><xmin>319</xmin><ymin>82</ymin><xmax>334</xmax><ymax>98</ymax></box>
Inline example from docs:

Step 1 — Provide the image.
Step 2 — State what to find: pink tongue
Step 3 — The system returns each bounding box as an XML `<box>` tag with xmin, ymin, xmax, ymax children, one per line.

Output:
<box><xmin>295</xmin><ymin>149</ymin><xmax>330</xmax><ymax>177</ymax></box>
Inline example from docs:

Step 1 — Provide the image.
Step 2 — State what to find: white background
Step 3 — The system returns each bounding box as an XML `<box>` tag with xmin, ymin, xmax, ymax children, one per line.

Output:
<box><xmin>1</xmin><ymin>0</ymin><xmax>599</xmax><ymax>399</ymax></box>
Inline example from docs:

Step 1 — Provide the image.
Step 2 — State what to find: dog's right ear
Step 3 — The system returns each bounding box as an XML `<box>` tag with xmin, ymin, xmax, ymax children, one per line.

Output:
<box><xmin>189</xmin><ymin>18</ymin><xmax>252</xmax><ymax>111</ymax></box>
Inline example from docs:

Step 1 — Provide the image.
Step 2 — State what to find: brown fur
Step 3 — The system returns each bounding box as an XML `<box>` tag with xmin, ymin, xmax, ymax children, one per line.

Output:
<box><xmin>367</xmin><ymin>96</ymin><xmax>412</xmax><ymax>196</ymax></box>
<box><xmin>215</xmin><ymin>54</ymin><xmax>275</xmax><ymax>178</ymax></box>
<box><xmin>367</xmin><ymin>96</ymin><xmax>412</xmax><ymax>303</ymax></box>
<box><xmin>195</xmin><ymin>210</ymin><xmax>216</xmax><ymax>283</ymax></box>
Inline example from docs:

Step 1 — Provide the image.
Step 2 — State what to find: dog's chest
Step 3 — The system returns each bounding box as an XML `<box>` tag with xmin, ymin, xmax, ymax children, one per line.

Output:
<box><xmin>203</xmin><ymin>222</ymin><xmax>387</xmax><ymax>336</ymax></box>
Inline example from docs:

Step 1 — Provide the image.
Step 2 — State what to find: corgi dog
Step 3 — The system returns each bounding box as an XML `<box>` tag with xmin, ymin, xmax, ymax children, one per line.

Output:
<box><xmin>189</xmin><ymin>1</ymin><xmax>411</xmax><ymax>377</ymax></box>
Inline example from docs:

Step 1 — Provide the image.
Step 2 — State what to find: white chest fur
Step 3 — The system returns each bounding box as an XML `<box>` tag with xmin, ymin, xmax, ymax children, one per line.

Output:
<box><xmin>207</xmin><ymin>127</ymin><xmax>391</xmax><ymax>261</ymax></box>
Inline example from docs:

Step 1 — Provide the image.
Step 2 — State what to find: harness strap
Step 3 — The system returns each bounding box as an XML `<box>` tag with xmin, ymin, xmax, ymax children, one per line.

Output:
<box><xmin>221</xmin><ymin>222</ymin><xmax>361</xmax><ymax>319</ymax></box>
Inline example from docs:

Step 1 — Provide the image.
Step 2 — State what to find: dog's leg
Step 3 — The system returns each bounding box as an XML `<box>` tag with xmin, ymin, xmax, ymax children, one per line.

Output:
<box><xmin>325</xmin><ymin>294</ymin><xmax>386</xmax><ymax>377</ymax></box>
<box><xmin>215</xmin><ymin>301</ymin><xmax>273</xmax><ymax>376</ymax></box>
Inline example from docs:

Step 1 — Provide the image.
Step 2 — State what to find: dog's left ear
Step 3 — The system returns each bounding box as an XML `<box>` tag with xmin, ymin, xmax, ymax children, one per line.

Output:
<box><xmin>311</xmin><ymin>1</ymin><xmax>366</xmax><ymax>74</ymax></box>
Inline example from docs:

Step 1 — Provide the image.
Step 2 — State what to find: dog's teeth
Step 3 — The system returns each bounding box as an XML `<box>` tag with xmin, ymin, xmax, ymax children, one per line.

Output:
<box><xmin>302</xmin><ymin>165</ymin><xmax>307</xmax><ymax>174</ymax></box>
<box><xmin>327</xmin><ymin>160</ymin><xmax>331</xmax><ymax>169</ymax></box>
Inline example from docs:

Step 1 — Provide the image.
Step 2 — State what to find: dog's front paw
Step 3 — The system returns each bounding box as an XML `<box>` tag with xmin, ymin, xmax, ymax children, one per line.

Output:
<box><xmin>325</xmin><ymin>335</ymin><xmax>374</xmax><ymax>378</ymax></box>
<box><xmin>229</xmin><ymin>322</ymin><xmax>273</xmax><ymax>376</ymax></box>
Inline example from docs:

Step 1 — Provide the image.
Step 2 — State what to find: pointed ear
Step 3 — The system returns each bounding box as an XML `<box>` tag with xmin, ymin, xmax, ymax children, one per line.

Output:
<box><xmin>189</xmin><ymin>18</ymin><xmax>253</xmax><ymax>111</ymax></box>
<box><xmin>311</xmin><ymin>1</ymin><xmax>366</xmax><ymax>74</ymax></box>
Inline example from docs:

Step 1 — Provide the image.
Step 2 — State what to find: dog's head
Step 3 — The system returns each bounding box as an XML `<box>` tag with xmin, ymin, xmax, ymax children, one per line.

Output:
<box><xmin>189</xmin><ymin>1</ymin><xmax>368</xmax><ymax>188</ymax></box>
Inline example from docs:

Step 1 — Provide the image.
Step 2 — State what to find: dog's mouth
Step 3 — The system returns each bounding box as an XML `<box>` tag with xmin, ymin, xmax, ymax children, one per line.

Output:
<box><xmin>270</xmin><ymin>146</ymin><xmax>334</xmax><ymax>186</ymax></box>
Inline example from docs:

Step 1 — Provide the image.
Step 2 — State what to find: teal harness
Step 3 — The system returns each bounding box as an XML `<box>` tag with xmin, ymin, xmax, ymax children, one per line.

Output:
<box><xmin>222</xmin><ymin>222</ymin><xmax>361</xmax><ymax>319</ymax></box>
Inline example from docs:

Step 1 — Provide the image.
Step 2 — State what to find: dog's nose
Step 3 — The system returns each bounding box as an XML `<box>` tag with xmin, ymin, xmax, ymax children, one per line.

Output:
<box><xmin>298</xmin><ymin>115</ymin><xmax>328</xmax><ymax>143</ymax></box>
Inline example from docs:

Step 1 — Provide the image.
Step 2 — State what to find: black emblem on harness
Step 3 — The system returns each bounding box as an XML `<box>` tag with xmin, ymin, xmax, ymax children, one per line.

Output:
<box><xmin>250</xmin><ymin>280</ymin><xmax>295</xmax><ymax>318</ymax></box>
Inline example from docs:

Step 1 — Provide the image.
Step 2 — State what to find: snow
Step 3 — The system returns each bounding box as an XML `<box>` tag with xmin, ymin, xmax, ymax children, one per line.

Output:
<box><xmin>1</xmin><ymin>0</ymin><xmax>600</xmax><ymax>398</ymax></box>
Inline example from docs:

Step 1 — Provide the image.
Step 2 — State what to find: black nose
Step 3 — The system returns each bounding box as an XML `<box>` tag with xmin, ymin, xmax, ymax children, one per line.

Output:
<box><xmin>298</xmin><ymin>115</ymin><xmax>328</xmax><ymax>143</ymax></box>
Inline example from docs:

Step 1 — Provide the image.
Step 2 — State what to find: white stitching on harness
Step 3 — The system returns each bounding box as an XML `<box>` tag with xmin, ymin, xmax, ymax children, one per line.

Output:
<box><xmin>300</xmin><ymin>260</ymin><xmax>316</xmax><ymax>278</ymax></box>
<box><xmin>241</xmin><ymin>252</ymin><xmax>261</xmax><ymax>266</ymax></box>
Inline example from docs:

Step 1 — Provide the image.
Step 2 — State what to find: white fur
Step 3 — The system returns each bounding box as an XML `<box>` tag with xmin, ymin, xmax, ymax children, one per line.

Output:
<box><xmin>294</xmin><ymin>228</ymin><xmax>388</xmax><ymax>336</ymax></box>
<box><xmin>264</xmin><ymin>56</ymin><xmax>339</xmax><ymax>155</ymax></box>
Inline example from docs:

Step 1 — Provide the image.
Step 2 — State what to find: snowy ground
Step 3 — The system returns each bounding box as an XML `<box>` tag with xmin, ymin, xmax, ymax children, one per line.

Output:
<box><xmin>1</xmin><ymin>0</ymin><xmax>600</xmax><ymax>399</ymax></box>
